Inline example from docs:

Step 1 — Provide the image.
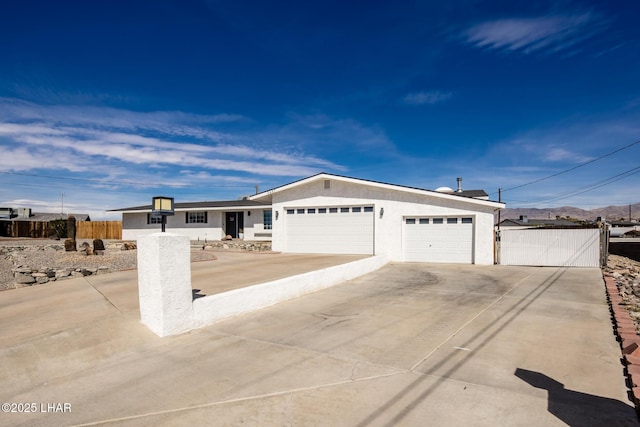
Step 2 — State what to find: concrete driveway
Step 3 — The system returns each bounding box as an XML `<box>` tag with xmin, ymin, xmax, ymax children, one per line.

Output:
<box><xmin>0</xmin><ymin>258</ymin><xmax>636</xmax><ymax>426</ymax></box>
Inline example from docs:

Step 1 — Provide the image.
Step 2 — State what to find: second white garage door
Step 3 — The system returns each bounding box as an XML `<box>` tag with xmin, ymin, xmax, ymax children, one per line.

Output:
<box><xmin>403</xmin><ymin>216</ymin><xmax>474</xmax><ymax>263</ymax></box>
<box><xmin>285</xmin><ymin>206</ymin><xmax>374</xmax><ymax>254</ymax></box>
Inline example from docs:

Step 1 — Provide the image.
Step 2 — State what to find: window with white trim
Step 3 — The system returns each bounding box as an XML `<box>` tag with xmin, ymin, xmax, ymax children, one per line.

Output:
<box><xmin>263</xmin><ymin>210</ymin><xmax>272</xmax><ymax>230</ymax></box>
<box><xmin>186</xmin><ymin>211</ymin><xmax>207</xmax><ymax>223</ymax></box>
<box><xmin>147</xmin><ymin>214</ymin><xmax>163</xmax><ymax>224</ymax></box>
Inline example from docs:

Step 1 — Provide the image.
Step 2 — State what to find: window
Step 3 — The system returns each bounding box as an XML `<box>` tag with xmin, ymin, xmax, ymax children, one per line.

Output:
<box><xmin>462</xmin><ymin>217</ymin><xmax>473</xmax><ymax>224</ymax></box>
<box><xmin>419</xmin><ymin>218</ymin><xmax>429</xmax><ymax>224</ymax></box>
<box><xmin>364</xmin><ymin>206</ymin><xmax>374</xmax><ymax>213</ymax></box>
<box><xmin>186</xmin><ymin>211</ymin><xmax>207</xmax><ymax>224</ymax></box>
<box><xmin>340</xmin><ymin>207</ymin><xmax>349</xmax><ymax>213</ymax></box>
<box><xmin>433</xmin><ymin>218</ymin><xmax>444</xmax><ymax>224</ymax></box>
<box><xmin>297</xmin><ymin>208</ymin><xmax>305</xmax><ymax>214</ymax></box>
<box><xmin>308</xmin><ymin>208</ymin><xmax>316</xmax><ymax>214</ymax></box>
<box><xmin>406</xmin><ymin>218</ymin><xmax>416</xmax><ymax>224</ymax></box>
<box><xmin>286</xmin><ymin>209</ymin><xmax>294</xmax><ymax>215</ymax></box>
<box><xmin>147</xmin><ymin>214</ymin><xmax>163</xmax><ymax>224</ymax></box>
<box><xmin>447</xmin><ymin>218</ymin><xmax>458</xmax><ymax>224</ymax></box>
<box><xmin>352</xmin><ymin>207</ymin><xmax>361</xmax><ymax>213</ymax></box>
<box><xmin>329</xmin><ymin>208</ymin><xmax>338</xmax><ymax>213</ymax></box>
<box><xmin>263</xmin><ymin>210</ymin><xmax>272</xmax><ymax>230</ymax></box>
<box><xmin>318</xmin><ymin>208</ymin><xmax>327</xmax><ymax>213</ymax></box>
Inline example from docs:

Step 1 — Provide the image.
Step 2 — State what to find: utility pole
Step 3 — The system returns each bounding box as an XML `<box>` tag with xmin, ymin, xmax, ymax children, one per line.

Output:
<box><xmin>60</xmin><ymin>192</ymin><xmax>64</xmax><ymax>214</ymax></box>
<box><xmin>497</xmin><ymin>188</ymin><xmax>502</xmax><ymax>230</ymax></box>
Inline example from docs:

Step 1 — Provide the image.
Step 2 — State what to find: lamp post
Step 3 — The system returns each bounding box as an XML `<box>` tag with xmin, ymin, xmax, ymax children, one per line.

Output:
<box><xmin>151</xmin><ymin>196</ymin><xmax>175</xmax><ymax>232</ymax></box>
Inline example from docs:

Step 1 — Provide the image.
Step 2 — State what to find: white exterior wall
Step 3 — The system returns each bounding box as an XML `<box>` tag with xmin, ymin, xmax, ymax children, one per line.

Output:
<box><xmin>241</xmin><ymin>209</ymin><xmax>273</xmax><ymax>241</ymax></box>
<box><xmin>122</xmin><ymin>209</ymin><xmax>270</xmax><ymax>241</ymax></box>
<box><xmin>269</xmin><ymin>179</ymin><xmax>497</xmax><ymax>265</ymax></box>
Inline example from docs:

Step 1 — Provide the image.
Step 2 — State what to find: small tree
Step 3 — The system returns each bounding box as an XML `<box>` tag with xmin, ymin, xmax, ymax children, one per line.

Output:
<box><xmin>48</xmin><ymin>219</ymin><xmax>67</xmax><ymax>239</ymax></box>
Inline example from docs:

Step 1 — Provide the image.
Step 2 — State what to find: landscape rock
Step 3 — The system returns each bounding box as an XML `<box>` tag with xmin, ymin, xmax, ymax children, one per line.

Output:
<box><xmin>64</xmin><ymin>239</ymin><xmax>77</xmax><ymax>252</ymax></box>
<box><xmin>93</xmin><ymin>239</ymin><xmax>105</xmax><ymax>251</ymax></box>
<box><xmin>15</xmin><ymin>273</ymin><xmax>36</xmax><ymax>284</ymax></box>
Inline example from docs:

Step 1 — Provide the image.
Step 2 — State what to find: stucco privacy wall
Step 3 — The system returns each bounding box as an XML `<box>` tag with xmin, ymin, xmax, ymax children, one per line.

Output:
<box><xmin>136</xmin><ymin>232</ymin><xmax>388</xmax><ymax>336</ymax></box>
<box><xmin>268</xmin><ymin>177</ymin><xmax>499</xmax><ymax>265</ymax></box>
<box><xmin>122</xmin><ymin>208</ymin><xmax>270</xmax><ymax>241</ymax></box>
<box><xmin>192</xmin><ymin>254</ymin><xmax>389</xmax><ymax>327</ymax></box>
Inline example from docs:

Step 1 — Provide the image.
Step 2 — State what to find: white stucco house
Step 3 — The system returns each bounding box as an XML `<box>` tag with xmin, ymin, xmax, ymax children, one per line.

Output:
<box><xmin>249</xmin><ymin>173</ymin><xmax>502</xmax><ymax>265</ymax></box>
<box><xmin>112</xmin><ymin>199</ymin><xmax>273</xmax><ymax>242</ymax></box>
<box><xmin>112</xmin><ymin>173</ymin><xmax>504</xmax><ymax>265</ymax></box>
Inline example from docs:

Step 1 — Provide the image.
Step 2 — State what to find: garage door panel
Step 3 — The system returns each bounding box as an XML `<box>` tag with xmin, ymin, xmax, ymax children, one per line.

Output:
<box><xmin>285</xmin><ymin>207</ymin><xmax>374</xmax><ymax>255</ymax></box>
<box><xmin>403</xmin><ymin>217</ymin><xmax>473</xmax><ymax>264</ymax></box>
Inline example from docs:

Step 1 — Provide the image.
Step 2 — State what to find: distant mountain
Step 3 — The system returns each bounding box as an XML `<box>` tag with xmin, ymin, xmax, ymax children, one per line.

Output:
<box><xmin>497</xmin><ymin>202</ymin><xmax>640</xmax><ymax>222</ymax></box>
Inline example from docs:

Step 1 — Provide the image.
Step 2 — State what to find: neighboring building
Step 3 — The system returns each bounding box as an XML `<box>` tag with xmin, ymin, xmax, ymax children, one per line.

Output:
<box><xmin>111</xmin><ymin>199</ymin><xmax>273</xmax><ymax>241</ymax></box>
<box><xmin>609</xmin><ymin>221</ymin><xmax>640</xmax><ymax>238</ymax></box>
<box><xmin>113</xmin><ymin>173</ymin><xmax>503</xmax><ymax>264</ymax></box>
<box><xmin>497</xmin><ymin>215</ymin><xmax>577</xmax><ymax>229</ymax></box>
<box><xmin>0</xmin><ymin>208</ymin><xmax>91</xmax><ymax>237</ymax></box>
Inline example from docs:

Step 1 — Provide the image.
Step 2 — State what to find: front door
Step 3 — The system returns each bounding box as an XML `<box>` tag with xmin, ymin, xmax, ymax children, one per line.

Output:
<box><xmin>225</xmin><ymin>212</ymin><xmax>244</xmax><ymax>238</ymax></box>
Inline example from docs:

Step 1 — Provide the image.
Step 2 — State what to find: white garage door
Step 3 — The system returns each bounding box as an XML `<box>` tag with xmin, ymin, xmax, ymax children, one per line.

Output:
<box><xmin>403</xmin><ymin>216</ymin><xmax>474</xmax><ymax>263</ymax></box>
<box><xmin>285</xmin><ymin>206</ymin><xmax>374</xmax><ymax>254</ymax></box>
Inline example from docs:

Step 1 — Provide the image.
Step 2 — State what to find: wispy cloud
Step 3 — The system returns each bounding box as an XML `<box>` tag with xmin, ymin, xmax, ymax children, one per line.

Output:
<box><xmin>402</xmin><ymin>90</ymin><xmax>452</xmax><ymax>105</ymax></box>
<box><xmin>0</xmin><ymin>97</ymin><xmax>401</xmax><ymax>217</ymax></box>
<box><xmin>462</xmin><ymin>11</ymin><xmax>606</xmax><ymax>54</ymax></box>
<box><xmin>0</xmin><ymin>98</ymin><xmax>351</xmax><ymax>177</ymax></box>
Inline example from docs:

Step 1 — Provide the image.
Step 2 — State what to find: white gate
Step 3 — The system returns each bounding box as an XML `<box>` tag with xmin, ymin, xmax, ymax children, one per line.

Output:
<box><xmin>498</xmin><ymin>228</ymin><xmax>605</xmax><ymax>267</ymax></box>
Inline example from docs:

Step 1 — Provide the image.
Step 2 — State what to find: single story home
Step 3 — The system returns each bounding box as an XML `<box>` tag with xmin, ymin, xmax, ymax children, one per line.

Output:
<box><xmin>112</xmin><ymin>173</ymin><xmax>504</xmax><ymax>265</ymax></box>
<box><xmin>111</xmin><ymin>199</ymin><xmax>273</xmax><ymax>242</ymax></box>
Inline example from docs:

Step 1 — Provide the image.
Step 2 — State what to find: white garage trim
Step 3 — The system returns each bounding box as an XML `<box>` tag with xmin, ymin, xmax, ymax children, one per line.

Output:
<box><xmin>285</xmin><ymin>205</ymin><xmax>374</xmax><ymax>254</ymax></box>
<box><xmin>403</xmin><ymin>216</ymin><xmax>474</xmax><ymax>263</ymax></box>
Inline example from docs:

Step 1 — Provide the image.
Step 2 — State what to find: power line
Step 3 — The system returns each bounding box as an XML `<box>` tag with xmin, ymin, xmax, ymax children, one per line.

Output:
<box><xmin>507</xmin><ymin>165</ymin><xmax>640</xmax><ymax>207</ymax></box>
<box><xmin>493</xmin><ymin>138</ymin><xmax>640</xmax><ymax>195</ymax></box>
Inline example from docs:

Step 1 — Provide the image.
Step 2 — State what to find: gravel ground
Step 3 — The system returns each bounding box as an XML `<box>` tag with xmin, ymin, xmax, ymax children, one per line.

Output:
<box><xmin>0</xmin><ymin>238</ymin><xmax>216</xmax><ymax>291</ymax></box>
<box><xmin>604</xmin><ymin>254</ymin><xmax>640</xmax><ymax>323</ymax></box>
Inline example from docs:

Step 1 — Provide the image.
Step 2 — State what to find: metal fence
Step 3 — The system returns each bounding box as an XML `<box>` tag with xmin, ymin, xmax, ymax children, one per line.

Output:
<box><xmin>497</xmin><ymin>227</ymin><xmax>607</xmax><ymax>267</ymax></box>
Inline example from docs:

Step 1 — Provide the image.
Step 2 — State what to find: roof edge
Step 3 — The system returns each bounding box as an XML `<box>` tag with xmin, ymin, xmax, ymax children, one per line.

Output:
<box><xmin>250</xmin><ymin>172</ymin><xmax>504</xmax><ymax>208</ymax></box>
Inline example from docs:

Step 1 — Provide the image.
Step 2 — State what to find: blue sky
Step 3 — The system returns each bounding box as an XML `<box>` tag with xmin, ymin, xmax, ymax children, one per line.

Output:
<box><xmin>1</xmin><ymin>0</ymin><xmax>639</xmax><ymax>219</ymax></box>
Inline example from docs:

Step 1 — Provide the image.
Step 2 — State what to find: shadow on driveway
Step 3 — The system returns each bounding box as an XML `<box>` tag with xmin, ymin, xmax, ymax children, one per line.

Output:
<box><xmin>516</xmin><ymin>368</ymin><xmax>635</xmax><ymax>426</ymax></box>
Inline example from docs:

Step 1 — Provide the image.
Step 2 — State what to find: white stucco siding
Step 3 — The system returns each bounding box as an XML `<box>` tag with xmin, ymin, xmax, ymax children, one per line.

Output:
<box><xmin>241</xmin><ymin>209</ymin><xmax>272</xmax><ymax>241</ymax></box>
<box><xmin>269</xmin><ymin>178</ymin><xmax>497</xmax><ymax>264</ymax></box>
<box><xmin>122</xmin><ymin>211</ymin><xmax>224</xmax><ymax>241</ymax></box>
<box><xmin>121</xmin><ymin>209</ymin><xmax>270</xmax><ymax>241</ymax></box>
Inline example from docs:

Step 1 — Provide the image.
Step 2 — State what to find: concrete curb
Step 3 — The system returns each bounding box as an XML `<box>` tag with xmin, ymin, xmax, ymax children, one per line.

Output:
<box><xmin>603</xmin><ymin>273</ymin><xmax>640</xmax><ymax>419</ymax></box>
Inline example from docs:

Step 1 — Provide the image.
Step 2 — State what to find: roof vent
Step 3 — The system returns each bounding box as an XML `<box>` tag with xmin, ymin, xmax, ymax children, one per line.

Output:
<box><xmin>435</xmin><ymin>186</ymin><xmax>455</xmax><ymax>193</ymax></box>
<box><xmin>456</xmin><ymin>177</ymin><xmax>463</xmax><ymax>193</ymax></box>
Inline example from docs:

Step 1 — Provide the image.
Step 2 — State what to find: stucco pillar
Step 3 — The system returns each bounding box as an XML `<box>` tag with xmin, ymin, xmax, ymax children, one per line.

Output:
<box><xmin>137</xmin><ymin>232</ymin><xmax>193</xmax><ymax>337</ymax></box>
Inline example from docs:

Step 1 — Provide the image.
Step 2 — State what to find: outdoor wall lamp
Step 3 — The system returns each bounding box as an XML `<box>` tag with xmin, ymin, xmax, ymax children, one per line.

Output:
<box><xmin>380</xmin><ymin>207</ymin><xmax>384</xmax><ymax>218</ymax></box>
<box><xmin>275</xmin><ymin>210</ymin><xmax>279</xmax><ymax>220</ymax></box>
<box><xmin>151</xmin><ymin>196</ymin><xmax>175</xmax><ymax>232</ymax></box>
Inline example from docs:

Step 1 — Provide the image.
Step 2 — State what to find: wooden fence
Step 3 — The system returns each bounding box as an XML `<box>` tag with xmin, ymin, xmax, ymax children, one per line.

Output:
<box><xmin>9</xmin><ymin>221</ymin><xmax>51</xmax><ymax>239</ymax></box>
<box><xmin>2</xmin><ymin>220</ymin><xmax>122</xmax><ymax>240</ymax></box>
<box><xmin>76</xmin><ymin>221</ymin><xmax>122</xmax><ymax>240</ymax></box>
